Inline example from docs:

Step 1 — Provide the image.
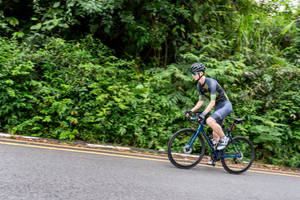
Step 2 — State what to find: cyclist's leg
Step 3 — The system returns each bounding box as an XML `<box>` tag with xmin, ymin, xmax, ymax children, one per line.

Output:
<box><xmin>211</xmin><ymin>101</ymin><xmax>233</xmax><ymax>149</ymax></box>
<box><xmin>207</xmin><ymin>117</ymin><xmax>224</xmax><ymax>138</ymax></box>
<box><xmin>212</xmin><ymin>116</ymin><xmax>224</xmax><ymax>143</ymax></box>
<box><xmin>212</xmin><ymin>131</ymin><xmax>220</xmax><ymax>145</ymax></box>
<box><xmin>208</xmin><ymin>127</ymin><xmax>222</xmax><ymax>165</ymax></box>
<box><xmin>207</xmin><ymin>102</ymin><xmax>224</xmax><ymax>138</ymax></box>
<box><xmin>207</xmin><ymin>101</ymin><xmax>232</xmax><ymax>137</ymax></box>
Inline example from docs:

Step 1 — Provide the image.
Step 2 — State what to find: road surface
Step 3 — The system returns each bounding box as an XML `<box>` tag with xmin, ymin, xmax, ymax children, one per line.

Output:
<box><xmin>0</xmin><ymin>138</ymin><xmax>299</xmax><ymax>200</ymax></box>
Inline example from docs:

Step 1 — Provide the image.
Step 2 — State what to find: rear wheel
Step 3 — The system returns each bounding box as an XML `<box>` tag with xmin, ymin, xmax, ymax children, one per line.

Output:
<box><xmin>168</xmin><ymin>128</ymin><xmax>206</xmax><ymax>169</ymax></box>
<box><xmin>221</xmin><ymin>136</ymin><xmax>255</xmax><ymax>174</ymax></box>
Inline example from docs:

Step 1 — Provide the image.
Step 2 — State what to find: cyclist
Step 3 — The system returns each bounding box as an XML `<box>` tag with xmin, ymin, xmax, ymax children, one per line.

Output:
<box><xmin>185</xmin><ymin>63</ymin><xmax>232</xmax><ymax>163</ymax></box>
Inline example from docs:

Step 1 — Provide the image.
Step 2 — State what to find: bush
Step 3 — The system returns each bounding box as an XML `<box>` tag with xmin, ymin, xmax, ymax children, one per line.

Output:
<box><xmin>0</xmin><ymin>37</ymin><xmax>183</xmax><ymax>150</ymax></box>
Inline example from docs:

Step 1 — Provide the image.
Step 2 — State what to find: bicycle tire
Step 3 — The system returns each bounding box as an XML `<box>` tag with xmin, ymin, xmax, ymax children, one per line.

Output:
<box><xmin>168</xmin><ymin>128</ymin><xmax>206</xmax><ymax>169</ymax></box>
<box><xmin>221</xmin><ymin>136</ymin><xmax>255</xmax><ymax>174</ymax></box>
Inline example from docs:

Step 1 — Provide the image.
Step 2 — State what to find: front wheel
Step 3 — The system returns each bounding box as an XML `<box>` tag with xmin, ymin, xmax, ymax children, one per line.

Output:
<box><xmin>168</xmin><ymin>128</ymin><xmax>206</xmax><ymax>169</ymax></box>
<box><xmin>221</xmin><ymin>136</ymin><xmax>255</xmax><ymax>174</ymax></box>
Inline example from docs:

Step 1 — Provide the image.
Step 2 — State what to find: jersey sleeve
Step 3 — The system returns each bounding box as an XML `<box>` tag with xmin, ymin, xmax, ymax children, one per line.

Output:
<box><xmin>199</xmin><ymin>94</ymin><xmax>203</xmax><ymax>101</ymax></box>
<box><xmin>197</xmin><ymin>83</ymin><xmax>203</xmax><ymax>101</ymax></box>
<box><xmin>208</xmin><ymin>79</ymin><xmax>217</xmax><ymax>101</ymax></box>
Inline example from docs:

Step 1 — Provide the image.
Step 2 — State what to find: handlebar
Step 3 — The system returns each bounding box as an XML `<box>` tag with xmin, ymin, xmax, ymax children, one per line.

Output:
<box><xmin>186</xmin><ymin>113</ymin><xmax>205</xmax><ymax>124</ymax></box>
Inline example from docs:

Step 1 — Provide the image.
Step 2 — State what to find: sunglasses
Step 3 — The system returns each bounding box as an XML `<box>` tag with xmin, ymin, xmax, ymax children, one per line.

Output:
<box><xmin>192</xmin><ymin>72</ymin><xmax>197</xmax><ymax>75</ymax></box>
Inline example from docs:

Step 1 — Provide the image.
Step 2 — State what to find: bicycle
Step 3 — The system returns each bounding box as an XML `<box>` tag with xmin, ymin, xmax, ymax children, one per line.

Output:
<box><xmin>167</xmin><ymin>113</ymin><xmax>255</xmax><ymax>174</ymax></box>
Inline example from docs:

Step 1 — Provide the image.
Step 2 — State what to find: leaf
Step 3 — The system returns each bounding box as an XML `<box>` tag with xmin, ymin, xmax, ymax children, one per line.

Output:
<box><xmin>6</xmin><ymin>17</ymin><xmax>19</xmax><ymax>26</ymax></box>
<box><xmin>281</xmin><ymin>21</ymin><xmax>295</xmax><ymax>35</ymax></box>
<box><xmin>193</xmin><ymin>11</ymin><xmax>200</xmax><ymax>23</ymax></box>
<box><xmin>30</xmin><ymin>23</ymin><xmax>42</xmax><ymax>30</ymax></box>
<box><xmin>53</xmin><ymin>2</ymin><xmax>60</xmax><ymax>8</ymax></box>
<box><xmin>12</xmin><ymin>31</ymin><xmax>24</xmax><ymax>38</ymax></box>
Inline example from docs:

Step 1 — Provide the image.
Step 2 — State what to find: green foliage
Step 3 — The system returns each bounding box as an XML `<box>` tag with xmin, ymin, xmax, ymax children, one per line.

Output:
<box><xmin>0</xmin><ymin>11</ymin><xmax>14</xmax><ymax>34</ymax></box>
<box><xmin>0</xmin><ymin>37</ymin><xmax>184</xmax><ymax>151</ymax></box>
<box><xmin>21</xmin><ymin>0</ymin><xmax>191</xmax><ymax>66</ymax></box>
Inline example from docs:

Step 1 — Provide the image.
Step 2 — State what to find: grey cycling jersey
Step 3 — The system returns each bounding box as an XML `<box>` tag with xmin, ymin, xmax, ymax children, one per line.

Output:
<box><xmin>197</xmin><ymin>77</ymin><xmax>229</xmax><ymax>105</ymax></box>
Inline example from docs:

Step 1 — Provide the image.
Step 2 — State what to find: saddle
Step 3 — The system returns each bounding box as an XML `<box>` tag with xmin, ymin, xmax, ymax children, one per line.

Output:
<box><xmin>232</xmin><ymin>118</ymin><xmax>244</xmax><ymax>124</ymax></box>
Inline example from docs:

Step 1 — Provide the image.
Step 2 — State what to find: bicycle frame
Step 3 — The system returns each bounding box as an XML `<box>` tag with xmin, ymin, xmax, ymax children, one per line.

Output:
<box><xmin>187</xmin><ymin>118</ymin><xmax>242</xmax><ymax>159</ymax></box>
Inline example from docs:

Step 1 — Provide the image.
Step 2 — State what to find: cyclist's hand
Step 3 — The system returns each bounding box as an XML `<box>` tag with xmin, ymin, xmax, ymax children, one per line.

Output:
<box><xmin>185</xmin><ymin>110</ymin><xmax>193</xmax><ymax>117</ymax></box>
<box><xmin>197</xmin><ymin>113</ymin><xmax>205</xmax><ymax>121</ymax></box>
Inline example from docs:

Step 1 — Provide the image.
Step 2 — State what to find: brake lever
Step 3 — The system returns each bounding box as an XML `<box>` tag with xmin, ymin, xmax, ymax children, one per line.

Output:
<box><xmin>186</xmin><ymin>112</ymin><xmax>195</xmax><ymax>122</ymax></box>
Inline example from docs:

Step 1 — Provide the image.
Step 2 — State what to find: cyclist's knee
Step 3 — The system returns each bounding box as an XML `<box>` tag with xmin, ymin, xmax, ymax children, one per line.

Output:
<box><xmin>206</xmin><ymin>117</ymin><xmax>216</xmax><ymax>126</ymax></box>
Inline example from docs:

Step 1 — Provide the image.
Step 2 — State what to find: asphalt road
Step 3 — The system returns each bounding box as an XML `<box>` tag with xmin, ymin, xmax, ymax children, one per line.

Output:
<box><xmin>0</xmin><ymin>138</ymin><xmax>299</xmax><ymax>200</ymax></box>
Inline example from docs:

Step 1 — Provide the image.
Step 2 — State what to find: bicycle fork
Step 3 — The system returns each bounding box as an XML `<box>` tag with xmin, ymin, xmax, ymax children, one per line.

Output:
<box><xmin>185</xmin><ymin>132</ymin><xmax>199</xmax><ymax>152</ymax></box>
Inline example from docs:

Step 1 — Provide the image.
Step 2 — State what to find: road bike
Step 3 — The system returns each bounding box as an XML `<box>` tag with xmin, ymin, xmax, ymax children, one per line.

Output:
<box><xmin>167</xmin><ymin>113</ymin><xmax>255</xmax><ymax>174</ymax></box>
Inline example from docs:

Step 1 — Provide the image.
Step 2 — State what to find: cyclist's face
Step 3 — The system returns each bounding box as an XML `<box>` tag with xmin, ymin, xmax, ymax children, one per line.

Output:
<box><xmin>192</xmin><ymin>72</ymin><xmax>201</xmax><ymax>81</ymax></box>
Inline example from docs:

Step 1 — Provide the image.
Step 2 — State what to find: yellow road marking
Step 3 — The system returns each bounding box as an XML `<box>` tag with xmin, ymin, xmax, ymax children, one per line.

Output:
<box><xmin>0</xmin><ymin>137</ymin><xmax>168</xmax><ymax>160</ymax></box>
<box><xmin>248</xmin><ymin>169</ymin><xmax>300</xmax><ymax>178</ymax></box>
<box><xmin>0</xmin><ymin>141</ymin><xmax>169</xmax><ymax>163</ymax></box>
<box><xmin>0</xmin><ymin>140</ymin><xmax>299</xmax><ymax>178</ymax></box>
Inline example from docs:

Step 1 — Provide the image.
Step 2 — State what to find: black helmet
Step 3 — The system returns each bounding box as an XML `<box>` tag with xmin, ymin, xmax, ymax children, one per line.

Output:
<box><xmin>190</xmin><ymin>63</ymin><xmax>205</xmax><ymax>73</ymax></box>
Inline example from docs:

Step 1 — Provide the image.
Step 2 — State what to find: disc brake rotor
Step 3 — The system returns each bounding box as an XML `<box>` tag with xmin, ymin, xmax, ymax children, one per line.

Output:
<box><xmin>237</xmin><ymin>152</ymin><xmax>244</xmax><ymax>160</ymax></box>
<box><xmin>183</xmin><ymin>145</ymin><xmax>192</xmax><ymax>154</ymax></box>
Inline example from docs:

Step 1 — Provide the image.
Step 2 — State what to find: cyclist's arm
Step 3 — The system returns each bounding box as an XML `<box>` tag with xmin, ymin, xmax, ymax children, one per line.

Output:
<box><xmin>202</xmin><ymin>79</ymin><xmax>217</xmax><ymax>115</ymax></box>
<box><xmin>202</xmin><ymin>100</ymin><xmax>215</xmax><ymax>115</ymax></box>
<box><xmin>191</xmin><ymin>100</ymin><xmax>204</xmax><ymax>112</ymax></box>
